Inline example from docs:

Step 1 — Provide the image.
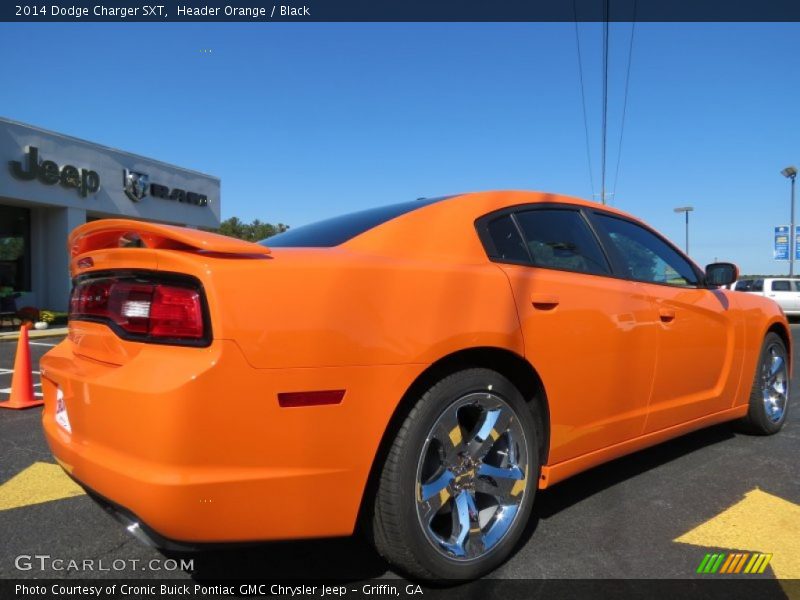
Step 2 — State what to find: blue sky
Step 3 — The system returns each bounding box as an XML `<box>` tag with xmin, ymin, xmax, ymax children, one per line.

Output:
<box><xmin>1</xmin><ymin>22</ymin><xmax>799</xmax><ymax>273</ymax></box>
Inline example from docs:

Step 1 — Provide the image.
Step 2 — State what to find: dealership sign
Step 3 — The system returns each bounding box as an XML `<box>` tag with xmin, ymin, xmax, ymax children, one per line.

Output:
<box><xmin>795</xmin><ymin>226</ymin><xmax>800</xmax><ymax>261</ymax></box>
<box><xmin>774</xmin><ymin>226</ymin><xmax>789</xmax><ymax>260</ymax></box>
<box><xmin>123</xmin><ymin>168</ymin><xmax>208</xmax><ymax>207</ymax></box>
<box><xmin>9</xmin><ymin>146</ymin><xmax>100</xmax><ymax>197</ymax></box>
<box><xmin>7</xmin><ymin>145</ymin><xmax>208</xmax><ymax>207</ymax></box>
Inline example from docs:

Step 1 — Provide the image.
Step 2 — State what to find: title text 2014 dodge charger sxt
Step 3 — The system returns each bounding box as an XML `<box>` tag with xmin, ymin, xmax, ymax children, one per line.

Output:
<box><xmin>41</xmin><ymin>191</ymin><xmax>791</xmax><ymax>580</ymax></box>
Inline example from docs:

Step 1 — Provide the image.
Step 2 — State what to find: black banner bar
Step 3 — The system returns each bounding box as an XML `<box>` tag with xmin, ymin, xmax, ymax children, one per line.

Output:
<box><xmin>3</xmin><ymin>0</ymin><xmax>800</xmax><ymax>22</ymax></box>
<box><xmin>0</xmin><ymin>579</ymin><xmax>794</xmax><ymax>600</ymax></box>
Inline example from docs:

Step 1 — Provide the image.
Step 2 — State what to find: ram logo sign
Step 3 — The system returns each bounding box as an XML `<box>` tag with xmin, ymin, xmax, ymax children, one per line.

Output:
<box><xmin>123</xmin><ymin>169</ymin><xmax>149</xmax><ymax>202</ymax></box>
<box><xmin>121</xmin><ymin>168</ymin><xmax>208</xmax><ymax>207</ymax></box>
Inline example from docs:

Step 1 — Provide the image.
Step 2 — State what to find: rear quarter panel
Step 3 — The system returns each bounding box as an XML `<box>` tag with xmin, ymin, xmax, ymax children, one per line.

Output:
<box><xmin>202</xmin><ymin>249</ymin><xmax>525</xmax><ymax>369</ymax></box>
<box><xmin>58</xmin><ymin>242</ymin><xmax>527</xmax><ymax>539</ymax></box>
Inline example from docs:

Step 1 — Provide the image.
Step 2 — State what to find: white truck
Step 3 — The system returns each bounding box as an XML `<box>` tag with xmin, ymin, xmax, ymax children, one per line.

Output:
<box><xmin>732</xmin><ymin>277</ymin><xmax>800</xmax><ymax>316</ymax></box>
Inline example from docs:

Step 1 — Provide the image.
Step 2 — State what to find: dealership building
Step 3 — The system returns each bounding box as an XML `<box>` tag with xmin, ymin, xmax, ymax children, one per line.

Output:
<box><xmin>0</xmin><ymin>117</ymin><xmax>221</xmax><ymax>312</ymax></box>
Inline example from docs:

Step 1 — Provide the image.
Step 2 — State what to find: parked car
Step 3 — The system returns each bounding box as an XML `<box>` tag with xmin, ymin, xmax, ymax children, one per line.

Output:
<box><xmin>731</xmin><ymin>279</ymin><xmax>754</xmax><ymax>291</ymax></box>
<box><xmin>40</xmin><ymin>191</ymin><xmax>791</xmax><ymax>580</ymax></box>
<box><xmin>742</xmin><ymin>277</ymin><xmax>800</xmax><ymax>316</ymax></box>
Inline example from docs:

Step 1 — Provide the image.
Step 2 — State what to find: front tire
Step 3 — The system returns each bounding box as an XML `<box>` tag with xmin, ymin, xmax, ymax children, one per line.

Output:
<box><xmin>369</xmin><ymin>368</ymin><xmax>539</xmax><ymax>581</ymax></box>
<box><xmin>740</xmin><ymin>332</ymin><xmax>790</xmax><ymax>435</ymax></box>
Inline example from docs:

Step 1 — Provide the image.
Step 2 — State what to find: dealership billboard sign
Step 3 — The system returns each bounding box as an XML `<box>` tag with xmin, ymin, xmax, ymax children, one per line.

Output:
<box><xmin>774</xmin><ymin>226</ymin><xmax>789</xmax><ymax>260</ymax></box>
<box><xmin>772</xmin><ymin>226</ymin><xmax>800</xmax><ymax>261</ymax></box>
<box><xmin>8</xmin><ymin>146</ymin><xmax>208</xmax><ymax>207</ymax></box>
<box><xmin>0</xmin><ymin>117</ymin><xmax>219</xmax><ymax>228</ymax></box>
<box><xmin>794</xmin><ymin>226</ymin><xmax>800</xmax><ymax>261</ymax></box>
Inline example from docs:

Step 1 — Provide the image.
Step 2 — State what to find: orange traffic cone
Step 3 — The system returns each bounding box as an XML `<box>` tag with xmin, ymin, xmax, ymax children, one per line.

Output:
<box><xmin>0</xmin><ymin>325</ymin><xmax>43</xmax><ymax>410</ymax></box>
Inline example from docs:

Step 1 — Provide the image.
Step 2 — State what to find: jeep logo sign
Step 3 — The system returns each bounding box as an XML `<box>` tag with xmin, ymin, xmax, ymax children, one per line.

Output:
<box><xmin>9</xmin><ymin>146</ymin><xmax>100</xmax><ymax>197</ymax></box>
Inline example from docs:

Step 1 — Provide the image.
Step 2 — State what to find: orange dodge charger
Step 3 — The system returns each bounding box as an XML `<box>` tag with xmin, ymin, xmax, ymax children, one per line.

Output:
<box><xmin>41</xmin><ymin>191</ymin><xmax>791</xmax><ymax>580</ymax></box>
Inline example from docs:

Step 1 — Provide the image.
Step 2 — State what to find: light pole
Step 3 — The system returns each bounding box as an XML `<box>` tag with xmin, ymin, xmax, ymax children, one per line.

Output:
<box><xmin>781</xmin><ymin>166</ymin><xmax>797</xmax><ymax>276</ymax></box>
<box><xmin>674</xmin><ymin>206</ymin><xmax>694</xmax><ymax>255</ymax></box>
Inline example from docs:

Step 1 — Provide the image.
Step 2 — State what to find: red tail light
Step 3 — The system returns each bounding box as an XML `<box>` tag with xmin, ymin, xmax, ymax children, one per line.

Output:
<box><xmin>70</xmin><ymin>275</ymin><xmax>207</xmax><ymax>344</ymax></box>
<box><xmin>149</xmin><ymin>286</ymin><xmax>204</xmax><ymax>338</ymax></box>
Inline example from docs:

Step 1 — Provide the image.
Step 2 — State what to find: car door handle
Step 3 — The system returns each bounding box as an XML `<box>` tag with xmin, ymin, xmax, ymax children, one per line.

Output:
<box><xmin>659</xmin><ymin>308</ymin><xmax>676</xmax><ymax>322</ymax></box>
<box><xmin>531</xmin><ymin>294</ymin><xmax>559</xmax><ymax>310</ymax></box>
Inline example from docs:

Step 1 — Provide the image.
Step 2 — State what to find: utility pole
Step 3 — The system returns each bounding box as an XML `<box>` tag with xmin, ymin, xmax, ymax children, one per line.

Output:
<box><xmin>600</xmin><ymin>5</ymin><xmax>609</xmax><ymax>205</ymax></box>
<box><xmin>593</xmin><ymin>192</ymin><xmax>614</xmax><ymax>205</ymax></box>
<box><xmin>674</xmin><ymin>206</ymin><xmax>694</xmax><ymax>255</ymax></box>
<box><xmin>782</xmin><ymin>167</ymin><xmax>797</xmax><ymax>276</ymax></box>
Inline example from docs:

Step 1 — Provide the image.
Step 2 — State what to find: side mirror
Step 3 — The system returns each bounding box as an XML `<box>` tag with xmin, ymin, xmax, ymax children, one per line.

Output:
<box><xmin>705</xmin><ymin>262</ymin><xmax>739</xmax><ymax>287</ymax></box>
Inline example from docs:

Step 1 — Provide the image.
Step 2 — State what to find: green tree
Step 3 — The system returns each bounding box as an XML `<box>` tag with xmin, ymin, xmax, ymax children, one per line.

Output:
<box><xmin>214</xmin><ymin>218</ymin><xmax>289</xmax><ymax>242</ymax></box>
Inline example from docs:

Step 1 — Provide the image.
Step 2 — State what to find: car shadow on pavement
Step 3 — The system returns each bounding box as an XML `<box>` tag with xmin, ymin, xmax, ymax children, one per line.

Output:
<box><xmin>170</xmin><ymin>535</ymin><xmax>390</xmax><ymax>581</ymax></box>
<box><xmin>506</xmin><ymin>423</ymin><xmax>739</xmax><ymax>555</ymax></box>
<box><xmin>530</xmin><ymin>423</ymin><xmax>735</xmax><ymax>522</ymax></box>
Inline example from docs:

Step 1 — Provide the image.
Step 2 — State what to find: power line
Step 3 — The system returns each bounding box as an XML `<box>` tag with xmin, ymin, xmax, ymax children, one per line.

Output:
<box><xmin>572</xmin><ymin>0</ymin><xmax>595</xmax><ymax>199</ymax></box>
<box><xmin>611</xmin><ymin>2</ymin><xmax>637</xmax><ymax>201</ymax></box>
<box><xmin>600</xmin><ymin>0</ymin><xmax>609</xmax><ymax>205</ymax></box>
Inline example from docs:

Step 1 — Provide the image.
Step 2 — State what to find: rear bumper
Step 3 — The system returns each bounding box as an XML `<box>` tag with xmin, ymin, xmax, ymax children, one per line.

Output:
<box><xmin>72</xmin><ymin>478</ymin><xmax>201</xmax><ymax>552</ymax></box>
<box><xmin>41</xmin><ymin>331</ymin><xmax>422</xmax><ymax>542</ymax></box>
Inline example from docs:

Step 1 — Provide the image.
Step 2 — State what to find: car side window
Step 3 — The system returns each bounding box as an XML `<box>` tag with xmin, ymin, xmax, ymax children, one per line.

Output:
<box><xmin>485</xmin><ymin>215</ymin><xmax>529</xmax><ymax>263</ymax></box>
<box><xmin>735</xmin><ymin>280</ymin><xmax>752</xmax><ymax>291</ymax></box>
<box><xmin>593</xmin><ymin>214</ymin><xmax>699</xmax><ymax>287</ymax></box>
<box><xmin>752</xmin><ymin>279</ymin><xmax>764</xmax><ymax>292</ymax></box>
<box><xmin>513</xmin><ymin>209</ymin><xmax>611</xmax><ymax>275</ymax></box>
<box><xmin>771</xmin><ymin>280</ymin><xmax>791</xmax><ymax>292</ymax></box>
<box><xmin>794</xmin><ymin>281</ymin><xmax>800</xmax><ymax>292</ymax></box>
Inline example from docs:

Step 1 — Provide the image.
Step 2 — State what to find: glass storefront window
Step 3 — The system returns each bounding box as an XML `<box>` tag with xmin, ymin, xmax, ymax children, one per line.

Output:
<box><xmin>0</xmin><ymin>205</ymin><xmax>31</xmax><ymax>292</ymax></box>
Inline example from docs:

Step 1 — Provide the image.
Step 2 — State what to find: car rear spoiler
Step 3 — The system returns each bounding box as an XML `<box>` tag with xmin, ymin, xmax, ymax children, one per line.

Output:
<box><xmin>69</xmin><ymin>219</ymin><xmax>271</xmax><ymax>258</ymax></box>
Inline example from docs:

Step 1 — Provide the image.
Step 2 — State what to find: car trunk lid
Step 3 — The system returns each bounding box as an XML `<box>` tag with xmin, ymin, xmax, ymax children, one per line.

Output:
<box><xmin>66</xmin><ymin>219</ymin><xmax>270</xmax><ymax>365</ymax></box>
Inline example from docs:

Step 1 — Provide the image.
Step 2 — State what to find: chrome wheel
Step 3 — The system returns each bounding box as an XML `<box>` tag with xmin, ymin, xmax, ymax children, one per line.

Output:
<box><xmin>415</xmin><ymin>392</ymin><xmax>529</xmax><ymax>561</ymax></box>
<box><xmin>761</xmin><ymin>341</ymin><xmax>788</xmax><ymax>423</ymax></box>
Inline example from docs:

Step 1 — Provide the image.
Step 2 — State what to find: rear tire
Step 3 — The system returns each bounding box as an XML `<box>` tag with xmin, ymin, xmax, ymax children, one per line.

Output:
<box><xmin>369</xmin><ymin>368</ymin><xmax>539</xmax><ymax>581</ymax></box>
<box><xmin>740</xmin><ymin>332</ymin><xmax>790</xmax><ymax>435</ymax></box>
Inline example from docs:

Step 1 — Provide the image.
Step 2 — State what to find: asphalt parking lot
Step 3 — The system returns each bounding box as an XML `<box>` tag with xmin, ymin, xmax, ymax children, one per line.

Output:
<box><xmin>0</xmin><ymin>331</ymin><xmax>798</xmax><ymax>594</ymax></box>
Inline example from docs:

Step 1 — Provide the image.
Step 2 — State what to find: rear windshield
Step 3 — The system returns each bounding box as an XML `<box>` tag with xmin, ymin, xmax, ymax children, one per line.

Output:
<box><xmin>261</xmin><ymin>197</ymin><xmax>448</xmax><ymax>248</ymax></box>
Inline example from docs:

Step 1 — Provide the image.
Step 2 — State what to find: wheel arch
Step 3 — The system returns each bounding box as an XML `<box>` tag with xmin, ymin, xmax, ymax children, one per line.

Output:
<box><xmin>767</xmin><ymin>321</ymin><xmax>792</xmax><ymax>374</ymax></box>
<box><xmin>356</xmin><ymin>346</ymin><xmax>550</xmax><ymax>531</ymax></box>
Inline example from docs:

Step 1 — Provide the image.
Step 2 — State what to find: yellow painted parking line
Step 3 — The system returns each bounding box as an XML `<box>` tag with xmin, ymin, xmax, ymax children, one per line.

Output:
<box><xmin>675</xmin><ymin>488</ymin><xmax>800</xmax><ymax>597</ymax></box>
<box><xmin>0</xmin><ymin>462</ymin><xmax>85</xmax><ymax>511</ymax></box>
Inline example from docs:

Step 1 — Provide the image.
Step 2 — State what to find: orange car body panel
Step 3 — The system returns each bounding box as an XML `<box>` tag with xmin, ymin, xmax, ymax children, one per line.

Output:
<box><xmin>501</xmin><ymin>266</ymin><xmax>660</xmax><ymax>463</ymax></box>
<box><xmin>42</xmin><ymin>331</ymin><xmax>422</xmax><ymax>540</ymax></box>
<box><xmin>40</xmin><ymin>190</ymin><xmax>790</xmax><ymax>542</ymax></box>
